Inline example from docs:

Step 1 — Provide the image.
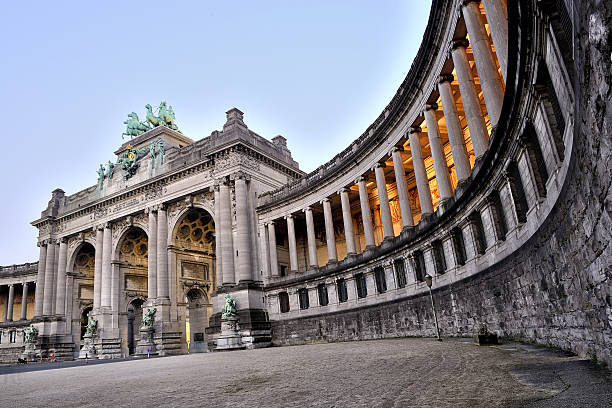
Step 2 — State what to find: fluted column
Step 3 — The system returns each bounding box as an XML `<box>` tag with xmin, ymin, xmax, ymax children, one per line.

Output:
<box><xmin>439</xmin><ymin>75</ymin><xmax>472</xmax><ymax>182</ymax></box>
<box><xmin>93</xmin><ymin>227</ymin><xmax>103</xmax><ymax>310</ymax></box>
<box><xmin>34</xmin><ymin>242</ymin><xmax>47</xmax><ymax>317</ymax></box>
<box><xmin>462</xmin><ymin>0</ymin><xmax>504</xmax><ymax>126</ymax></box>
<box><xmin>357</xmin><ymin>176</ymin><xmax>376</xmax><ymax>248</ymax></box>
<box><xmin>322</xmin><ymin>198</ymin><xmax>337</xmax><ymax>262</ymax></box>
<box><xmin>219</xmin><ymin>179</ymin><xmax>235</xmax><ymax>285</ymax></box>
<box><xmin>451</xmin><ymin>39</ymin><xmax>490</xmax><ymax>158</ymax></box>
<box><xmin>339</xmin><ymin>188</ymin><xmax>356</xmax><ymax>255</ymax></box>
<box><xmin>304</xmin><ymin>207</ymin><xmax>318</xmax><ymax>268</ymax></box>
<box><xmin>482</xmin><ymin>0</ymin><xmax>508</xmax><ymax>81</ymax></box>
<box><xmin>6</xmin><ymin>284</ymin><xmax>15</xmax><ymax>321</ymax></box>
<box><xmin>20</xmin><ymin>283</ymin><xmax>28</xmax><ymax>320</ymax></box>
<box><xmin>373</xmin><ymin>163</ymin><xmax>394</xmax><ymax>239</ymax></box>
<box><xmin>157</xmin><ymin>206</ymin><xmax>169</xmax><ymax>299</ymax></box>
<box><xmin>391</xmin><ymin>147</ymin><xmax>414</xmax><ymax>228</ymax></box>
<box><xmin>101</xmin><ymin>223</ymin><xmax>112</xmax><ymax>309</ymax></box>
<box><xmin>408</xmin><ymin>127</ymin><xmax>434</xmax><ymax>215</ymax></box>
<box><xmin>55</xmin><ymin>238</ymin><xmax>68</xmax><ymax>316</ymax></box>
<box><xmin>268</xmin><ymin>221</ymin><xmax>279</xmax><ymax>277</ymax></box>
<box><xmin>286</xmin><ymin>215</ymin><xmax>298</xmax><ymax>272</ymax></box>
<box><xmin>146</xmin><ymin>208</ymin><xmax>158</xmax><ymax>300</ymax></box>
<box><xmin>42</xmin><ymin>240</ymin><xmax>56</xmax><ymax>316</ymax></box>
<box><xmin>235</xmin><ymin>174</ymin><xmax>253</xmax><ymax>282</ymax></box>
<box><xmin>213</xmin><ymin>184</ymin><xmax>223</xmax><ymax>289</ymax></box>
<box><xmin>259</xmin><ymin>224</ymin><xmax>270</xmax><ymax>278</ymax></box>
<box><xmin>424</xmin><ymin>103</ymin><xmax>453</xmax><ymax>201</ymax></box>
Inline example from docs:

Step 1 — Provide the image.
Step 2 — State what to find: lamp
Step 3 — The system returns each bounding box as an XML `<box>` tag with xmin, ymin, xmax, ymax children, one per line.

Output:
<box><xmin>424</xmin><ymin>273</ymin><xmax>441</xmax><ymax>341</ymax></box>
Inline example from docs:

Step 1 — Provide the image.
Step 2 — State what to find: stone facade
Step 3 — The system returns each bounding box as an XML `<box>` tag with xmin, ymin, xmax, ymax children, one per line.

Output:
<box><xmin>1</xmin><ymin>0</ymin><xmax>609</xmax><ymax>367</ymax></box>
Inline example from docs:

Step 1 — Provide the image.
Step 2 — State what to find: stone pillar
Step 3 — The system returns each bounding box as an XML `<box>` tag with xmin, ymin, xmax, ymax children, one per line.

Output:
<box><xmin>424</xmin><ymin>103</ymin><xmax>453</xmax><ymax>201</ymax></box>
<box><xmin>451</xmin><ymin>39</ymin><xmax>489</xmax><ymax>158</ymax></box>
<box><xmin>146</xmin><ymin>208</ymin><xmax>158</xmax><ymax>300</ymax></box>
<box><xmin>157</xmin><ymin>206</ymin><xmax>169</xmax><ymax>299</ymax></box>
<box><xmin>6</xmin><ymin>284</ymin><xmax>15</xmax><ymax>321</ymax></box>
<box><xmin>93</xmin><ymin>227</ymin><xmax>103</xmax><ymax>311</ymax></box>
<box><xmin>219</xmin><ymin>179</ymin><xmax>235</xmax><ymax>285</ymax></box>
<box><xmin>55</xmin><ymin>238</ymin><xmax>68</xmax><ymax>316</ymax></box>
<box><xmin>462</xmin><ymin>0</ymin><xmax>504</xmax><ymax>126</ymax></box>
<box><xmin>20</xmin><ymin>283</ymin><xmax>29</xmax><ymax>320</ymax></box>
<box><xmin>268</xmin><ymin>222</ymin><xmax>279</xmax><ymax>277</ymax></box>
<box><xmin>42</xmin><ymin>240</ymin><xmax>56</xmax><ymax>316</ymax></box>
<box><xmin>408</xmin><ymin>127</ymin><xmax>434</xmax><ymax>215</ymax></box>
<box><xmin>339</xmin><ymin>188</ymin><xmax>356</xmax><ymax>255</ymax></box>
<box><xmin>438</xmin><ymin>75</ymin><xmax>472</xmax><ymax>182</ymax></box>
<box><xmin>285</xmin><ymin>215</ymin><xmax>299</xmax><ymax>272</ymax></box>
<box><xmin>235</xmin><ymin>174</ymin><xmax>253</xmax><ymax>282</ymax></box>
<box><xmin>391</xmin><ymin>147</ymin><xmax>414</xmax><ymax>229</ymax></box>
<box><xmin>304</xmin><ymin>207</ymin><xmax>318</xmax><ymax>268</ymax></box>
<box><xmin>52</xmin><ymin>241</ymin><xmax>59</xmax><ymax>313</ymax></box>
<box><xmin>34</xmin><ymin>242</ymin><xmax>47</xmax><ymax>317</ymax></box>
<box><xmin>101</xmin><ymin>223</ymin><xmax>112</xmax><ymax>309</ymax></box>
<box><xmin>322</xmin><ymin>198</ymin><xmax>337</xmax><ymax>262</ymax></box>
<box><xmin>373</xmin><ymin>163</ymin><xmax>394</xmax><ymax>239</ymax></box>
<box><xmin>482</xmin><ymin>0</ymin><xmax>508</xmax><ymax>81</ymax></box>
<box><xmin>213</xmin><ymin>184</ymin><xmax>223</xmax><ymax>289</ymax></box>
<box><xmin>357</xmin><ymin>176</ymin><xmax>376</xmax><ymax>248</ymax></box>
<box><xmin>259</xmin><ymin>224</ymin><xmax>270</xmax><ymax>278</ymax></box>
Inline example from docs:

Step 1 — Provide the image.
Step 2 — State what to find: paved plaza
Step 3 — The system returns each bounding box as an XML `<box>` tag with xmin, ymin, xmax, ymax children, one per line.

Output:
<box><xmin>0</xmin><ymin>338</ymin><xmax>610</xmax><ymax>407</ymax></box>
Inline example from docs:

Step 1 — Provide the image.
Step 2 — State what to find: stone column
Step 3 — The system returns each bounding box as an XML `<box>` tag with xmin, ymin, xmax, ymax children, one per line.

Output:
<box><xmin>157</xmin><ymin>206</ymin><xmax>169</xmax><ymax>299</ymax></box>
<box><xmin>259</xmin><ymin>224</ymin><xmax>270</xmax><ymax>278</ymax></box>
<box><xmin>424</xmin><ymin>103</ymin><xmax>453</xmax><ymax>201</ymax></box>
<box><xmin>101</xmin><ymin>223</ymin><xmax>112</xmax><ymax>309</ymax></box>
<box><xmin>451</xmin><ymin>39</ymin><xmax>489</xmax><ymax>158</ymax></box>
<box><xmin>146</xmin><ymin>208</ymin><xmax>158</xmax><ymax>300</ymax></box>
<box><xmin>52</xmin><ymin>241</ymin><xmax>59</xmax><ymax>313</ymax></box>
<box><xmin>219</xmin><ymin>179</ymin><xmax>235</xmax><ymax>285</ymax></box>
<box><xmin>54</xmin><ymin>238</ymin><xmax>68</xmax><ymax>316</ymax></box>
<box><xmin>408</xmin><ymin>127</ymin><xmax>434</xmax><ymax>215</ymax></box>
<box><xmin>42</xmin><ymin>240</ymin><xmax>56</xmax><ymax>316</ymax></box>
<box><xmin>235</xmin><ymin>174</ymin><xmax>253</xmax><ymax>282</ymax></box>
<box><xmin>482</xmin><ymin>0</ymin><xmax>508</xmax><ymax>81</ymax></box>
<box><xmin>391</xmin><ymin>147</ymin><xmax>414</xmax><ymax>229</ymax></box>
<box><xmin>373</xmin><ymin>163</ymin><xmax>394</xmax><ymax>239</ymax></box>
<box><xmin>339</xmin><ymin>188</ymin><xmax>356</xmax><ymax>255</ymax></box>
<box><xmin>357</xmin><ymin>176</ymin><xmax>376</xmax><ymax>248</ymax></box>
<box><xmin>20</xmin><ymin>283</ymin><xmax>29</xmax><ymax>320</ymax></box>
<box><xmin>34</xmin><ymin>242</ymin><xmax>47</xmax><ymax>317</ymax></box>
<box><xmin>304</xmin><ymin>207</ymin><xmax>318</xmax><ymax>268</ymax></box>
<box><xmin>462</xmin><ymin>0</ymin><xmax>504</xmax><ymax>126</ymax></box>
<box><xmin>213</xmin><ymin>184</ymin><xmax>223</xmax><ymax>289</ymax></box>
<box><xmin>285</xmin><ymin>215</ymin><xmax>298</xmax><ymax>272</ymax></box>
<box><xmin>6</xmin><ymin>284</ymin><xmax>15</xmax><ymax>321</ymax></box>
<box><xmin>93</xmin><ymin>227</ymin><xmax>103</xmax><ymax>311</ymax></box>
<box><xmin>322</xmin><ymin>198</ymin><xmax>337</xmax><ymax>262</ymax></box>
<box><xmin>438</xmin><ymin>75</ymin><xmax>472</xmax><ymax>182</ymax></box>
<box><xmin>268</xmin><ymin>222</ymin><xmax>279</xmax><ymax>277</ymax></box>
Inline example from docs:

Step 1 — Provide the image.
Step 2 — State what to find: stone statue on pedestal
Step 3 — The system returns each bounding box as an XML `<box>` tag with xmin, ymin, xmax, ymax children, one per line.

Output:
<box><xmin>216</xmin><ymin>295</ymin><xmax>244</xmax><ymax>351</ymax></box>
<box><xmin>21</xmin><ymin>324</ymin><xmax>39</xmax><ymax>361</ymax></box>
<box><xmin>79</xmin><ymin>316</ymin><xmax>98</xmax><ymax>359</ymax></box>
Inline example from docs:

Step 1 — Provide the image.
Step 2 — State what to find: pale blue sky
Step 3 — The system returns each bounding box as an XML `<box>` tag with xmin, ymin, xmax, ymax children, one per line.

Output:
<box><xmin>0</xmin><ymin>1</ymin><xmax>430</xmax><ymax>264</ymax></box>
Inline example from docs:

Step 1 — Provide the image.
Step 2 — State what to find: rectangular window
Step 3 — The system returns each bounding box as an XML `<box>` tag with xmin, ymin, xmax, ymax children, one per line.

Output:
<box><xmin>355</xmin><ymin>273</ymin><xmax>367</xmax><ymax>298</ymax></box>
<box><xmin>9</xmin><ymin>331</ymin><xmax>16</xmax><ymax>343</ymax></box>
<box><xmin>298</xmin><ymin>288</ymin><xmax>309</xmax><ymax>310</ymax></box>
<box><xmin>395</xmin><ymin>259</ymin><xmax>407</xmax><ymax>288</ymax></box>
<box><xmin>280</xmin><ymin>265</ymin><xmax>287</xmax><ymax>277</ymax></box>
<box><xmin>337</xmin><ymin>279</ymin><xmax>348</xmax><ymax>303</ymax></box>
<box><xmin>374</xmin><ymin>267</ymin><xmax>387</xmax><ymax>293</ymax></box>
<box><xmin>279</xmin><ymin>292</ymin><xmax>290</xmax><ymax>313</ymax></box>
<box><xmin>451</xmin><ymin>228</ymin><xmax>466</xmax><ymax>266</ymax></box>
<box><xmin>471</xmin><ymin>212</ymin><xmax>488</xmax><ymax>255</ymax></box>
<box><xmin>317</xmin><ymin>284</ymin><xmax>329</xmax><ymax>306</ymax></box>
<box><xmin>432</xmin><ymin>240</ymin><xmax>447</xmax><ymax>275</ymax></box>
<box><xmin>413</xmin><ymin>251</ymin><xmax>426</xmax><ymax>282</ymax></box>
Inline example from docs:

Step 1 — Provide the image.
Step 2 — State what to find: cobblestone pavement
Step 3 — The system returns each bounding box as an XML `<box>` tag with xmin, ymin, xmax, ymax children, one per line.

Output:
<box><xmin>1</xmin><ymin>338</ymin><xmax>610</xmax><ymax>407</ymax></box>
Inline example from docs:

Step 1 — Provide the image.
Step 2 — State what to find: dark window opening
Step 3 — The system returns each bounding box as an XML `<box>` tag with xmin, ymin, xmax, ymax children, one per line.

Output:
<box><xmin>355</xmin><ymin>273</ymin><xmax>367</xmax><ymax>298</ymax></box>
<box><xmin>298</xmin><ymin>288</ymin><xmax>309</xmax><ymax>310</ymax></box>
<box><xmin>413</xmin><ymin>251</ymin><xmax>426</xmax><ymax>282</ymax></box>
<box><xmin>505</xmin><ymin>161</ymin><xmax>529</xmax><ymax>223</ymax></box>
<box><xmin>317</xmin><ymin>284</ymin><xmax>329</xmax><ymax>306</ymax></box>
<box><xmin>279</xmin><ymin>292</ymin><xmax>290</xmax><ymax>313</ymax></box>
<box><xmin>337</xmin><ymin>279</ymin><xmax>348</xmax><ymax>303</ymax></box>
<box><xmin>395</xmin><ymin>258</ymin><xmax>407</xmax><ymax>288</ymax></box>
<box><xmin>490</xmin><ymin>190</ymin><xmax>508</xmax><ymax>240</ymax></box>
<box><xmin>280</xmin><ymin>265</ymin><xmax>287</xmax><ymax>277</ymax></box>
<box><xmin>374</xmin><ymin>267</ymin><xmax>387</xmax><ymax>293</ymax></box>
<box><xmin>432</xmin><ymin>240</ymin><xmax>447</xmax><ymax>274</ymax></box>
<box><xmin>470</xmin><ymin>212</ymin><xmax>488</xmax><ymax>255</ymax></box>
<box><xmin>451</xmin><ymin>228</ymin><xmax>466</xmax><ymax>266</ymax></box>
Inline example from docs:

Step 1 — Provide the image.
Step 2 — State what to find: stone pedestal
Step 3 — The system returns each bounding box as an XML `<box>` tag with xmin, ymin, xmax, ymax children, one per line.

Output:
<box><xmin>78</xmin><ymin>334</ymin><xmax>96</xmax><ymax>359</ymax></box>
<box><xmin>215</xmin><ymin>317</ymin><xmax>245</xmax><ymax>351</ymax></box>
<box><xmin>21</xmin><ymin>343</ymin><xmax>38</xmax><ymax>361</ymax></box>
<box><xmin>135</xmin><ymin>327</ymin><xmax>157</xmax><ymax>356</ymax></box>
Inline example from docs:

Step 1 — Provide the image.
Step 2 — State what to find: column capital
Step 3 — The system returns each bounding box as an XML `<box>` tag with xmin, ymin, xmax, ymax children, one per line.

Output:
<box><xmin>452</xmin><ymin>38</ymin><xmax>470</xmax><ymax>50</ymax></box>
<box><xmin>157</xmin><ymin>203</ymin><xmax>168</xmax><ymax>212</ymax></box>
<box><xmin>8</xmin><ymin>283</ymin><xmax>14</xmax><ymax>288</ymax></box>
<box><xmin>266</xmin><ymin>220</ymin><xmax>275</xmax><ymax>226</ymax></box>
<box><xmin>144</xmin><ymin>206</ymin><xmax>156</xmax><ymax>214</ymax></box>
<box><xmin>37</xmin><ymin>240</ymin><xmax>46</xmax><ymax>248</ymax></box>
<box><xmin>424</xmin><ymin>102</ymin><xmax>439</xmax><ymax>111</ymax></box>
<box><xmin>439</xmin><ymin>73</ymin><xmax>454</xmax><ymax>84</ymax></box>
<box><xmin>320</xmin><ymin>197</ymin><xmax>331</xmax><ymax>204</ymax></box>
<box><xmin>59</xmin><ymin>237</ymin><xmax>68</xmax><ymax>244</ymax></box>
<box><xmin>408</xmin><ymin>126</ymin><xmax>422</xmax><ymax>134</ymax></box>
<box><xmin>372</xmin><ymin>162</ymin><xmax>386</xmax><ymax>171</ymax></box>
<box><xmin>338</xmin><ymin>187</ymin><xmax>351</xmax><ymax>195</ymax></box>
<box><xmin>284</xmin><ymin>213</ymin><xmax>294</xmax><ymax>220</ymax></box>
<box><xmin>184</xmin><ymin>195</ymin><xmax>194</xmax><ymax>208</ymax></box>
<box><xmin>302</xmin><ymin>206</ymin><xmax>313</xmax><ymax>213</ymax></box>
<box><xmin>102</xmin><ymin>221</ymin><xmax>112</xmax><ymax>230</ymax></box>
<box><xmin>390</xmin><ymin>145</ymin><xmax>404</xmax><ymax>156</ymax></box>
<box><xmin>232</xmin><ymin>171</ymin><xmax>250</xmax><ymax>181</ymax></box>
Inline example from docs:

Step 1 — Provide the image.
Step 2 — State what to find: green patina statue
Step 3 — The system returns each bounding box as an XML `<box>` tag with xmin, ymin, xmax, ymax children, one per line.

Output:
<box><xmin>85</xmin><ymin>317</ymin><xmax>98</xmax><ymax>336</ymax></box>
<box><xmin>145</xmin><ymin>102</ymin><xmax>181</xmax><ymax>132</ymax></box>
<box><xmin>221</xmin><ymin>294</ymin><xmax>237</xmax><ymax>319</ymax></box>
<box><xmin>141</xmin><ymin>308</ymin><xmax>157</xmax><ymax>329</ymax></box>
<box><xmin>23</xmin><ymin>324</ymin><xmax>38</xmax><ymax>344</ymax></box>
<box><xmin>105</xmin><ymin>160</ymin><xmax>115</xmax><ymax>180</ymax></box>
<box><xmin>122</xmin><ymin>112</ymin><xmax>151</xmax><ymax>139</ymax></box>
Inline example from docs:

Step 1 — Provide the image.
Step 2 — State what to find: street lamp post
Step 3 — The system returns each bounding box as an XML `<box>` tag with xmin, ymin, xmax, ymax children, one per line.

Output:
<box><xmin>424</xmin><ymin>274</ymin><xmax>442</xmax><ymax>341</ymax></box>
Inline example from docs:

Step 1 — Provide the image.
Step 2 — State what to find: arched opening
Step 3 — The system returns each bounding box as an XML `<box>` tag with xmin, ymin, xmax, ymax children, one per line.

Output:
<box><xmin>72</xmin><ymin>242</ymin><xmax>95</xmax><ymax>347</ymax></box>
<box><xmin>127</xmin><ymin>298</ymin><xmax>144</xmax><ymax>355</ymax></box>
<box><xmin>185</xmin><ymin>288</ymin><xmax>208</xmax><ymax>353</ymax></box>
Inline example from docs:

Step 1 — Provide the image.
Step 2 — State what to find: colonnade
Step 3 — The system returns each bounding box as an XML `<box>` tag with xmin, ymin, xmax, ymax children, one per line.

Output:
<box><xmin>261</xmin><ymin>0</ymin><xmax>508</xmax><ymax>278</ymax></box>
<box><xmin>1</xmin><ymin>282</ymin><xmax>31</xmax><ymax>322</ymax></box>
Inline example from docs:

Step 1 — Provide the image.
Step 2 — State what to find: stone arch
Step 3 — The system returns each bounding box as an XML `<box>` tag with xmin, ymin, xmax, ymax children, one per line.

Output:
<box><xmin>185</xmin><ymin>287</ymin><xmax>210</xmax><ymax>353</ymax></box>
<box><xmin>111</xmin><ymin>220</ymin><xmax>148</xmax><ymax>262</ymax></box>
<box><xmin>66</xmin><ymin>236</ymin><xmax>96</xmax><ymax>274</ymax></box>
<box><xmin>127</xmin><ymin>297</ymin><xmax>145</xmax><ymax>355</ymax></box>
<box><xmin>113</xmin><ymin>226</ymin><xmax>149</xmax><ymax>265</ymax></box>
<box><xmin>168</xmin><ymin>202</ymin><xmax>217</xmax><ymax>247</ymax></box>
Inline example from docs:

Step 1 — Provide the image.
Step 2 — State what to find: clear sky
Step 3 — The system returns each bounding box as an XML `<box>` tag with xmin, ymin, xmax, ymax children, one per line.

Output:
<box><xmin>0</xmin><ymin>1</ymin><xmax>430</xmax><ymax>264</ymax></box>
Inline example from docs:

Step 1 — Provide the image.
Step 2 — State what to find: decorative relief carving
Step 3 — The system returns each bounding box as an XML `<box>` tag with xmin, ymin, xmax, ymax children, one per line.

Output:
<box><xmin>89</xmin><ymin>187</ymin><xmax>169</xmax><ymax>221</ymax></box>
<box><xmin>215</xmin><ymin>152</ymin><xmax>260</xmax><ymax>173</ymax></box>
